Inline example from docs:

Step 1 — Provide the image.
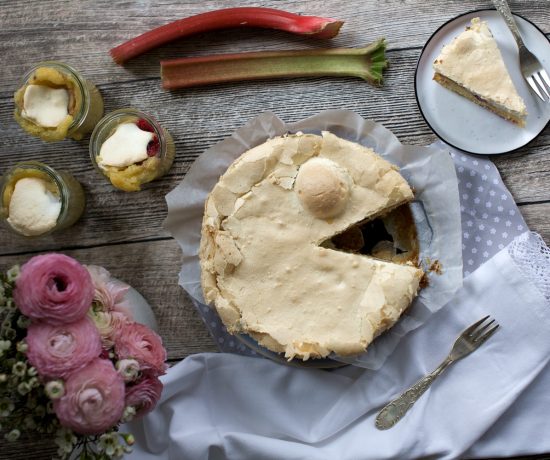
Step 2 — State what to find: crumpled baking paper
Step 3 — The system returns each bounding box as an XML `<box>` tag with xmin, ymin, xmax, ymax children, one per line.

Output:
<box><xmin>164</xmin><ymin>110</ymin><xmax>462</xmax><ymax>369</ymax></box>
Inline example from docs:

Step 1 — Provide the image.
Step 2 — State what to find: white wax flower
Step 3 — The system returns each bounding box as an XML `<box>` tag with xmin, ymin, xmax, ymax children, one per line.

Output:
<box><xmin>45</xmin><ymin>380</ymin><xmax>65</xmax><ymax>399</ymax></box>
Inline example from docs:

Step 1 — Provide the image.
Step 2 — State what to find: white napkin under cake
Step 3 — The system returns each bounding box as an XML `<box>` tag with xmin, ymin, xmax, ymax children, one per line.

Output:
<box><xmin>126</xmin><ymin>144</ymin><xmax>550</xmax><ymax>459</ymax></box>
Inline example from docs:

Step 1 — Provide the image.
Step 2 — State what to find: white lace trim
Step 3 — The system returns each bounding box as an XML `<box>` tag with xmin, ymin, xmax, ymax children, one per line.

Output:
<box><xmin>508</xmin><ymin>232</ymin><xmax>550</xmax><ymax>302</ymax></box>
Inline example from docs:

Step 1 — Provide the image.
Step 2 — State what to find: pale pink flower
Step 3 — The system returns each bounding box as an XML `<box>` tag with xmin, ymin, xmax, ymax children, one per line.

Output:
<box><xmin>88</xmin><ymin>309</ymin><xmax>129</xmax><ymax>349</ymax></box>
<box><xmin>85</xmin><ymin>265</ymin><xmax>133</xmax><ymax>318</ymax></box>
<box><xmin>114</xmin><ymin>323</ymin><xmax>166</xmax><ymax>376</ymax></box>
<box><xmin>14</xmin><ymin>254</ymin><xmax>94</xmax><ymax>325</ymax></box>
<box><xmin>125</xmin><ymin>374</ymin><xmax>163</xmax><ymax>418</ymax></box>
<box><xmin>116</xmin><ymin>359</ymin><xmax>140</xmax><ymax>382</ymax></box>
<box><xmin>54</xmin><ymin>359</ymin><xmax>125</xmax><ymax>435</ymax></box>
<box><xmin>26</xmin><ymin>318</ymin><xmax>101</xmax><ymax>379</ymax></box>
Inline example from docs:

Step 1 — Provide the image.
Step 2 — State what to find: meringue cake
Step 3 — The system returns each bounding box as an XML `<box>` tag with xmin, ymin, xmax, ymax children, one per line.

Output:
<box><xmin>199</xmin><ymin>132</ymin><xmax>423</xmax><ymax>361</ymax></box>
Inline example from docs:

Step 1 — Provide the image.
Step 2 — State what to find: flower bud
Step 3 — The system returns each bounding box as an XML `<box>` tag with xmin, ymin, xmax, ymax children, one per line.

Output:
<box><xmin>0</xmin><ymin>397</ymin><xmax>15</xmax><ymax>417</ymax></box>
<box><xmin>16</xmin><ymin>341</ymin><xmax>28</xmax><ymax>354</ymax></box>
<box><xmin>5</xmin><ymin>429</ymin><xmax>20</xmax><ymax>442</ymax></box>
<box><xmin>121</xmin><ymin>405</ymin><xmax>136</xmax><ymax>423</ymax></box>
<box><xmin>116</xmin><ymin>359</ymin><xmax>140</xmax><ymax>382</ymax></box>
<box><xmin>45</xmin><ymin>380</ymin><xmax>65</xmax><ymax>399</ymax></box>
<box><xmin>17</xmin><ymin>382</ymin><xmax>31</xmax><ymax>395</ymax></box>
<box><xmin>4</xmin><ymin>328</ymin><xmax>16</xmax><ymax>340</ymax></box>
<box><xmin>6</xmin><ymin>265</ymin><xmax>20</xmax><ymax>282</ymax></box>
<box><xmin>16</xmin><ymin>316</ymin><xmax>30</xmax><ymax>330</ymax></box>
<box><xmin>12</xmin><ymin>361</ymin><xmax>27</xmax><ymax>377</ymax></box>
<box><xmin>122</xmin><ymin>433</ymin><xmax>135</xmax><ymax>446</ymax></box>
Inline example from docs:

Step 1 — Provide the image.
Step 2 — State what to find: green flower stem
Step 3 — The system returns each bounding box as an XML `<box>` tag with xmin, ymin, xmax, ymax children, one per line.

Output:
<box><xmin>161</xmin><ymin>39</ymin><xmax>388</xmax><ymax>89</ymax></box>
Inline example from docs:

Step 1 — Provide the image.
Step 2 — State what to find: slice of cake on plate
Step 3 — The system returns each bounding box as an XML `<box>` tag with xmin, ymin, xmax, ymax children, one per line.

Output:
<box><xmin>433</xmin><ymin>17</ymin><xmax>527</xmax><ymax>126</ymax></box>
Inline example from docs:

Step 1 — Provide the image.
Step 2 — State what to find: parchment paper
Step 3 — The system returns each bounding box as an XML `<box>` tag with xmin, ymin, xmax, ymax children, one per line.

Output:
<box><xmin>164</xmin><ymin>110</ymin><xmax>463</xmax><ymax>369</ymax></box>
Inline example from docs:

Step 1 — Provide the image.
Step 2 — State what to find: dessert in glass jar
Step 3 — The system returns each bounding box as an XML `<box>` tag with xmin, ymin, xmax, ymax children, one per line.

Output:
<box><xmin>90</xmin><ymin>109</ymin><xmax>175</xmax><ymax>192</ymax></box>
<box><xmin>14</xmin><ymin>61</ymin><xmax>104</xmax><ymax>142</ymax></box>
<box><xmin>0</xmin><ymin>162</ymin><xmax>86</xmax><ymax>237</ymax></box>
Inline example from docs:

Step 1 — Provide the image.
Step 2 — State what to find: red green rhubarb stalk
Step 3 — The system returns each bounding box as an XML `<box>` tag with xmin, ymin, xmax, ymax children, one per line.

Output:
<box><xmin>160</xmin><ymin>39</ymin><xmax>388</xmax><ymax>90</ymax></box>
<box><xmin>110</xmin><ymin>7</ymin><xmax>344</xmax><ymax>64</ymax></box>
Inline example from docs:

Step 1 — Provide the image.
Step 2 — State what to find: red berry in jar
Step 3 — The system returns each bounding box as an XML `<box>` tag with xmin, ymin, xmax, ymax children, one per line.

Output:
<box><xmin>136</xmin><ymin>118</ymin><xmax>155</xmax><ymax>133</ymax></box>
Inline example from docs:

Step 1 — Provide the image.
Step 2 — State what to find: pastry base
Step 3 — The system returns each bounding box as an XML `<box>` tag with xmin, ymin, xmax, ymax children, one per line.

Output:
<box><xmin>433</xmin><ymin>73</ymin><xmax>526</xmax><ymax>127</ymax></box>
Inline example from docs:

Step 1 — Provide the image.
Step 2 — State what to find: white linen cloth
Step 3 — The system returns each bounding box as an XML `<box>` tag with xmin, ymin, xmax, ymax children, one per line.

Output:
<box><xmin>126</xmin><ymin>145</ymin><xmax>550</xmax><ymax>459</ymax></box>
<box><xmin>127</xmin><ymin>233</ymin><xmax>550</xmax><ymax>460</ymax></box>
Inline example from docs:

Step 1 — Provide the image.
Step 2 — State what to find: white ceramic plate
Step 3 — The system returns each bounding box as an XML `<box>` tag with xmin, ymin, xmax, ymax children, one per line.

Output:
<box><xmin>415</xmin><ymin>9</ymin><xmax>550</xmax><ymax>155</ymax></box>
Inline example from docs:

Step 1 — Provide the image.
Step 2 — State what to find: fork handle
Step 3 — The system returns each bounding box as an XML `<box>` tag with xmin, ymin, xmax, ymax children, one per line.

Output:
<box><xmin>492</xmin><ymin>0</ymin><xmax>526</xmax><ymax>49</ymax></box>
<box><xmin>375</xmin><ymin>358</ymin><xmax>453</xmax><ymax>430</ymax></box>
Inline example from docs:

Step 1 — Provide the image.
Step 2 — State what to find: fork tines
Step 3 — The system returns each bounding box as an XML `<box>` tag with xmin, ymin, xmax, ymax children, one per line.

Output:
<box><xmin>466</xmin><ymin>315</ymin><xmax>500</xmax><ymax>344</ymax></box>
<box><xmin>527</xmin><ymin>69</ymin><xmax>550</xmax><ymax>101</ymax></box>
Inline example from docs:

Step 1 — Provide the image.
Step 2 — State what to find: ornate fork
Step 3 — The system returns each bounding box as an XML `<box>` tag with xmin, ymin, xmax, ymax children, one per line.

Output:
<box><xmin>375</xmin><ymin>316</ymin><xmax>499</xmax><ymax>430</ymax></box>
<box><xmin>492</xmin><ymin>0</ymin><xmax>550</xmax><ymax>101</ymax></box>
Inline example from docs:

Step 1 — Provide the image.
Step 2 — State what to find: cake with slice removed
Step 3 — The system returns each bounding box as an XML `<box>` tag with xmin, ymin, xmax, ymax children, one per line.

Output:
<box><xmin>199</xmin><ymin>132</ymin><xmax>424</xmax><ymax>361</ymax></box>
<box><xmin>433</xmin><ymin>17</ymin><xmax>527</xmax><ymax>126</ymax></box>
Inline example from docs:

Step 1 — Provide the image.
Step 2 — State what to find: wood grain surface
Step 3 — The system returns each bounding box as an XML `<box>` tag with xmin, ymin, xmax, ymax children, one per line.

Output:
<box><xmin>0</xmin><ymin>1</ymin><xmax>549</xmax><ymax>458</ymax></box>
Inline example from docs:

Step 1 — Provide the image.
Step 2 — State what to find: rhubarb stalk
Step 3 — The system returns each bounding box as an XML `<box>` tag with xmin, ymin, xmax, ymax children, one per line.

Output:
<box><xmin>161</xmin><ymin>39</ymin><xmax>388</xmax><ymax>90</ymax></box>
<box><xmin>110</xmin><ymin>7</ymin><xmax>344</xmax><ymax>64</ymax></box>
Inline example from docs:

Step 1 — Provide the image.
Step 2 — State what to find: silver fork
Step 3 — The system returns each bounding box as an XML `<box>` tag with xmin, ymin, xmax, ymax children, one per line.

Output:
<box><xmin>375</xmin><ymin>315</ymin><xmax>499</xmax><ymax>430</ymax></box>
<box><xmin>493</xmin><ymin>0</ymin><xmax>550</xmax><ymax>101</ymax></box>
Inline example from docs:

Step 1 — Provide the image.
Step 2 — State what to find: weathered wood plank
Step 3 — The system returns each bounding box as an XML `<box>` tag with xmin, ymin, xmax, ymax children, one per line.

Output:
<box><xmin>0</xmin><ymin>434</ymin><xmax>57</xmax><ymax>460</ymax></box>
<box><xmin>520</xmin><ymin>202</ymin><xmax>550</xmax><ymax>242</ymax></box>
<box><xmin>0</xmin><ymin>0</ymin><xmax>549</xmax><ymax>96</ymax></box>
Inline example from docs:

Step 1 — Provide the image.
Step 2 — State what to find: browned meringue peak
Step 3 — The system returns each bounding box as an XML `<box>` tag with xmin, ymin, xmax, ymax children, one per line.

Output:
<box><xmin>200</xmin><ymin>132</ymin><xmax>423</xmax><ymax>360</ymax></box>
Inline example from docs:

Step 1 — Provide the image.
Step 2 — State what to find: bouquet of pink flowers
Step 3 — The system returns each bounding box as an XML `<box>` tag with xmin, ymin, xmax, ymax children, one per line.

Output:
<box><xmin>0</xmin><ymin>253</ymin><xmax>167</xmax><ymax>459</ymax></box>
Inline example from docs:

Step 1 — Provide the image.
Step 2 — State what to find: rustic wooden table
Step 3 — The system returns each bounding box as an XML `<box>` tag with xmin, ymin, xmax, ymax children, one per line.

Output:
<box><xmin>1</xmin><ymin>0</ymin><xmax>549</xmax><ymax>458</ymax></box>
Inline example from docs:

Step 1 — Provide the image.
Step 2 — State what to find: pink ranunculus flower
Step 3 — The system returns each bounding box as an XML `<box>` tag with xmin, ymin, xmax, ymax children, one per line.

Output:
<box><xmin>85</xmin><ymin>265</ymin><xmax>133</xmax><ymax>318</ymax></box>
<box><xmin>125</xmin><ymin>374</ymin><xmax>163</xmax><ymax>418</ymax></box>
<box><xmin>14</xmin><ymin>254</ymin><xmax>94</xmax><ymax>325</ymax></box>
<box><xmin>114</xmin><ymin>323</ymin><xmax>167</xmax><ymax>376</ymax></box>
<box><xmin>54</xmin><ymin>359</ymin><xmax>125</xmax><ymax>435</ymax></box>
<box><xmin>26</xmin><ymin>318</ymin><xmax>102</xmax><ymax>379</ymax></box>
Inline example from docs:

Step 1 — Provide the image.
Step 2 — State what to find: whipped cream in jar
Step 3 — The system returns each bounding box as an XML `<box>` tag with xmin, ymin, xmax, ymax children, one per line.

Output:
<box><xmin>0</xmin><ymin>162</ymin><xmax>85</xmax><ymax>237</ymax></box>
<box><xmin>89</xmin><ymin>109</ymin><xmax>175</xmax><ymax>192</ymax></box>
<box><xmin>14</xmin><ymin>61</ymin><xmax>104</xmax><ymax>142</ymax></box>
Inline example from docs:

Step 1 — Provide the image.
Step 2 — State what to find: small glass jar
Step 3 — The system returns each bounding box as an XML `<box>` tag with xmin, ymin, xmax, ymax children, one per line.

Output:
<box><xmin>0</xmin><ymin>162</ymin><xmax>86</xmax><ymax>237</ymax></box>
<box><xmin>14</xmin><ymin>61</ymin><xmax>104</xmax><ymax>142</ymax></box>
<box><xmin>89</xmin><ymin>109</ymin><xmax>175</xmax><ymax>192</ymax></box>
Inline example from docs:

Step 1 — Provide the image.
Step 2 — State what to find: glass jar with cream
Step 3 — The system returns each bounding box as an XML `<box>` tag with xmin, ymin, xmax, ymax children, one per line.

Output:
<box><xmin>89</xmin><ymin>109</ymin><xmax>175</xmax><ymax>192</ymax></box>
<box><xmin>0</xmin><ymin>162</ymin><xmax>85</xmax><ymax>237</ymax></box>
<box><xmin>14</xmin><ymin>61</ymin><xmax>104</xmax><ymax>142</ymax></box>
